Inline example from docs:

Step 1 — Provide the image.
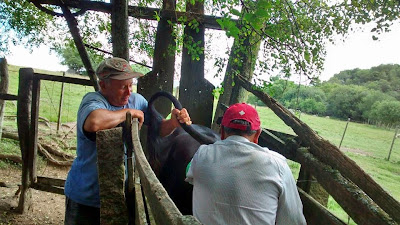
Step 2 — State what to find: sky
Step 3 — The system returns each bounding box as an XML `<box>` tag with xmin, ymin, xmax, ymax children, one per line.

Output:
<box><xmin>6</xmin><ymin>21</ymin><xmax>400</xmax><ymax>84</ymax></box>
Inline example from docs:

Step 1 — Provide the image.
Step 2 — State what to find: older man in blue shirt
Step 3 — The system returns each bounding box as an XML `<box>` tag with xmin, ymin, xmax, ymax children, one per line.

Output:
<box><xmin>64</xmin><ymin>57</ymin><xmax>191</xmax><ymax>224</ymax></box>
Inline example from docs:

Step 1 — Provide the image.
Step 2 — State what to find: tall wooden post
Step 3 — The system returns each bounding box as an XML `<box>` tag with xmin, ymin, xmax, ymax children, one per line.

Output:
<box><xmin>60</xmin><ymin>3</ymin><xmax>99</xmax><ymax>91</ymax></box>
<box><xmin>0</xmin><ymin>58</ymin><xmax>9</xmax><ymax>139</ymax></box>
<box><xmin>29</xmin><ymin>75</ymin><xmax>40</xmax><ymax>183</ymax></box>
<box><xmin>138</xmin><ymin>0</ymin><xmax>176</xmax><ymax>118</ymax></box>
<box><xmin>297</xmin><ymin>166</ymin><xmax>329</xmax><ymax>207</ymax></box>
<box><xmin>212</xmin><ymin>6</ymin><xmax>262</xmax><ymax>131</ymax></box>
<box><xmin>97</xmin><ymin>127</ymin><xmax>129</xmax><ymax>224</ymax></box>
<box><xmin>16</xmin><ymin>68</ymin><xmax>34</xmax><ymax>213</ymax></box>
<box><xmin>111</xmin><ymin>0</ymin><xmax>129</xmax><ymax>59</ymax></box>
<box><xmin>179</xmin><ymin>0</ymin><xmax>214</xmax><ymax>127</ymax></box>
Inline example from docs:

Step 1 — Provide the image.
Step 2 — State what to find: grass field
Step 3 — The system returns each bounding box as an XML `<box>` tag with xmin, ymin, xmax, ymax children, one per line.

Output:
<box><xmin>2</xmin><ymin>64</ymin><xmax>399</xmax><ymax>224</ymax></box>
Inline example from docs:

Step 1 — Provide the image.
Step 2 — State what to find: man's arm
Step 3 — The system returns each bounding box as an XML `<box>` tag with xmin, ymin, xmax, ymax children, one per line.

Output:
<box><xmin>159</xmin><ymin>108</ymin><xmax>191</xmax><ymax>137</ymax></box>
<box><xmin>276</xmin><ymin>163</ymin><xmax>307</xmax><ymax>225</ymax></box>
<box><xmin>84</xmin><ymin>108</ymin><xmax>144</xmax><ymax>133</ymax></box>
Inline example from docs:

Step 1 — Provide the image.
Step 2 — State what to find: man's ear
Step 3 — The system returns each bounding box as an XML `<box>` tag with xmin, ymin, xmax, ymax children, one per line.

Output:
<box><xmin>220</xmin><ymin>126</ymin><xmax>226</xmax><ymax>140</ymax></box>
<box><xmin>252</xmin><ymin>129</ymin><xmax>262</xmax><ymax>144</ymax></box>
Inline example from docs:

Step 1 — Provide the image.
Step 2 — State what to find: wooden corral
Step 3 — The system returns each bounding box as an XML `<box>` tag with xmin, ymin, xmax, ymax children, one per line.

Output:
<box><xmin>5</xmin><ymin>68</ymin><xmax>400</xmax><ymax>224</ymax></box>
<box><xmin>6</xmin><ymin>0</ymin><xmax>400</xmax><ymax>224</ymax></box>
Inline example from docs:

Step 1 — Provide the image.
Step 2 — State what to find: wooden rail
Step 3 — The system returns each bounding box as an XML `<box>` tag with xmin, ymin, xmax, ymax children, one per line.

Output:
<box><xmin>129</xmin><ymin>118</ymin><xmax>201</xmax><ymax>225</ymax></box>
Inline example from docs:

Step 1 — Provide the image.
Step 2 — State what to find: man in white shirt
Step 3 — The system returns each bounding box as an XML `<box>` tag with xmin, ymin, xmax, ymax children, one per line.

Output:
<box><xmin>186</xmin><ymin>103</ymin><xmax>306</xmax><ymax>225</ymax></box>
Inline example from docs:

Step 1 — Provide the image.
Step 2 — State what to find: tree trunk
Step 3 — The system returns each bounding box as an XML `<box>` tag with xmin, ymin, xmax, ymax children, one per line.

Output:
<box><xmin>212</xmin><ymin>13</ymin><xmax>262</xmax><ymax>131</ymax></box>
<box><xmin>111</xmin><ymin>0</ymin><xmax>129</xmax><ymax>59</ymax></box>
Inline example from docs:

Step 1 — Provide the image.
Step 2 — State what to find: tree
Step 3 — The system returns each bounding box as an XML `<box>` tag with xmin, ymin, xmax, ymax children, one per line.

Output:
<box><xmin>358</xmin><ymin>90</ymin><xmax>396</xmax><ymax>121</ymax></box>
<box><xmin>52</xmin><ymin>39</ymin><xmax>105</xmax><ymax>74</ymax></box>
<box><xmin>299</xmin><ymin>98</ymin><xmax>326</xmax><ymax>115</ymax></box>
<box><xmin>326</xmin><ymin>85</ymin><xmax>368</xmax><ymax>121</ymax></box>
<box><xmin>2</xmin><ymin>1</ymin><xmax>399</xmax><ymax>77</ymax></box>
<box><xmin>369</xmin><ymin>100</ymin><xmax>400</xmax><ymax>126</ymax></box>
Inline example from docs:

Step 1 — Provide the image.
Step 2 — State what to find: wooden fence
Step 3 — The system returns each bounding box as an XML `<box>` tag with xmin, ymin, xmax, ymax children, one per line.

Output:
<box><xmin>14</xmin><ymin>68</ymin><xmax>201</xmax><ymax>224</ymax></box>
<box><xmin>13</xmin><ymin>68</ymin><xmax>400</xmax><ymax>224</ymax></box>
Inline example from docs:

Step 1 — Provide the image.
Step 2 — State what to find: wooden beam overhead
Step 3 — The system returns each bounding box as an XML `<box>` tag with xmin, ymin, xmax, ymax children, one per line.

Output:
<box><xmin>34</xmin><ymin>0</ymin><xmax>230</xmax><ymax>30</ymax></box>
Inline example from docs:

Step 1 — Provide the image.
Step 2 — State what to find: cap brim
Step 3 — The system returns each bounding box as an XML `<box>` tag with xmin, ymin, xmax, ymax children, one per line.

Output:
<box><xmin>108</xmin><ymin>72</ymin><xmax>144</xmax><ymax>80</ymax></box>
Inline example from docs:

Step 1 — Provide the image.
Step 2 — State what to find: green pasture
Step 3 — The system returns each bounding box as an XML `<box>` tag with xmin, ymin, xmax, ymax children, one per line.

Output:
<box><xmin>1</xmin><ymin>64</ymin><xmax>399</xmax><ymax>224</ymax></box>
<box><xmin>256</xmin><ymin>105</ymin><xmax>399</xmax><ymax>224</ymax></box>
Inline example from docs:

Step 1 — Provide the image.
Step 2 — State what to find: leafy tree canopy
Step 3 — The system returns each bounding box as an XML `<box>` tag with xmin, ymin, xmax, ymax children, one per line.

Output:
<box><xmin>1</xmin><ymin>0</ymin><xmax>399</xmax><ymax>81</ymax></box>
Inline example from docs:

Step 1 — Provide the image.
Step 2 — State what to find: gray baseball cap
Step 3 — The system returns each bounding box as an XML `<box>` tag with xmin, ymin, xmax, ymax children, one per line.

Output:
<box><xmin>96</xmin><ymin>57</ymin><xmax>143</xmax><ymax>80</ymax></box>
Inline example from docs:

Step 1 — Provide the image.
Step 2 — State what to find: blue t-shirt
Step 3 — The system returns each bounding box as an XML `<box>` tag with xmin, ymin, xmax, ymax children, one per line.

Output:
<box><xmin>64</xmin><ymin>91</ymin><xmax>148</xmax><ymax>208</ymax></box>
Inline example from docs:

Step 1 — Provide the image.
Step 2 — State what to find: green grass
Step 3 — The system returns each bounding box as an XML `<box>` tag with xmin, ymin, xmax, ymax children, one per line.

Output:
<box><xmin>6</xmin><ymin>64</ymin><xmax>93</xmax><ymax>123</ymax></box>
<box><xmin>256</xmin><ymin>105</ymin><xmax>400</xmax><ymax>200</ymax></box>
<box><xmin>255</xmin><ymin>105</ymin><xmax>400</xmax><ymax>223</ymax></box>
<box><xmin>2</xmin><ymin>64</ymin><xmax>400</xmax><ymax>223</ymax></box>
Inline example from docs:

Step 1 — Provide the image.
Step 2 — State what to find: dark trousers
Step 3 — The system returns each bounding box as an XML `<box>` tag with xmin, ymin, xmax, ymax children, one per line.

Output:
<box><xmin>64</xmin><ymin>197</ymin><xmax>100</xmax><ymax>225</ymax></box>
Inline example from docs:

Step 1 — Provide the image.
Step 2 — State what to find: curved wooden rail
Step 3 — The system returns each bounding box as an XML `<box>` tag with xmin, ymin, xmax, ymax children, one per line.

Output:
<box><xmin>129</xmin><ymin>118</ymin><xmax>201</xmax><ymax>225</ymax></box>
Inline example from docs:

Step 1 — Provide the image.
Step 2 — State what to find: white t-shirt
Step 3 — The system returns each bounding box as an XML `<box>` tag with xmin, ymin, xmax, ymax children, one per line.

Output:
<box><xmin>186</xmin><ymin>135</ymin><xmax>306</xmax><ymax>225</ymax></box>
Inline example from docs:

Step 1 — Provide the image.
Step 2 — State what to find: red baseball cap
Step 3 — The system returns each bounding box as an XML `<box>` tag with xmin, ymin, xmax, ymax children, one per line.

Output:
<box><xmin>221</xmin><ymin>103</ymin><xmax>261</xmax><ymax>131</ymax></box>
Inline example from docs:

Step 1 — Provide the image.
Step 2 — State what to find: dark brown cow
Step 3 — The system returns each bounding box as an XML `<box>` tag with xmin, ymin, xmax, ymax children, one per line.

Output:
<box><xmin>146</xmin><ymin>91</ymin><xmax>220</xmax><ymax>215</ymax></box>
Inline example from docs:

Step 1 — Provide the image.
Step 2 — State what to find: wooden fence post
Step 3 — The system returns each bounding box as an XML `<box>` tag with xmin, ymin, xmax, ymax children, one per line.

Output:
<box><xmin>339</xmin><ymin>118</ymin><xmax>350</xmax><ymax>149</ymax></box>
<box><xmin>97</xmin><ymin>127</ymin><xmax>129</xmax><ymax>224</ymax></box>
<box><xmin>29</xmin><ymin>75</ymin><xmax>40</xmax><ymax>183</ymax></box>
<box><xmin>179</xmin><ymin>0</ymin><xmax>215</xmax><ymax>127</ymax></box>
<box><xmin>387</xmin><ymin>127</ymin><xmax>399</xmax><ymax>161</ymax></box>
<box><xmin>57</xmin><ymin>72</ymin><xmax>65</xmax><ymax>133</ymax></box>
<box><xmin>16</xmin><ymin>68</ymin><xmax>34</xmax><ymax>213</ymax></box>
<box><xmin>0</xmin><ymin>58</ymin><xmax>9</xmax><ymax>140</ymax></box>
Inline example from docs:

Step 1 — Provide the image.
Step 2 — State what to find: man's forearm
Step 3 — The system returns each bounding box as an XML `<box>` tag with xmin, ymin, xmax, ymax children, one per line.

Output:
<box><xmin>84</xmin><ymin>109</ymin><xmax>130</xmax><ymax>132</ymax></box>
<box><xmin>159</xmin><ymin>119</ymin><xmax>179</xmax><ymax>137</ymax></box>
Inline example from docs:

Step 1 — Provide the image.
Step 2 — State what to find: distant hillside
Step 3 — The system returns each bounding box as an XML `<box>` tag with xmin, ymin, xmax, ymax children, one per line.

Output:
<box><xmin>326</xmin><ymin>64</ymin><xmax>400</xmax><ymax>99</ymax></box>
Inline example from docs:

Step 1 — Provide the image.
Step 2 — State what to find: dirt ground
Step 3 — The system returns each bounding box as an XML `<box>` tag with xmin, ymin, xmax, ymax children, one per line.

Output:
<box><xmin>0</xmin><ymin>165</ymin><xmax>69</xmax><ymax>225</ymax></box>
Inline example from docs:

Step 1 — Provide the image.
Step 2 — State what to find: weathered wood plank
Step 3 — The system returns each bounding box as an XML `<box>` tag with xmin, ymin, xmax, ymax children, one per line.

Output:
<box><xmin>36</xmin><ymin>176</ymin><xmax>65</xmax><ymax>187</ymax></box>
<box><xmin>298</xmin><ymin>188</ymin><xmax>345</xmax><ymax>225</ymax></box>
<box><xmin>35</xmin><ymin>0</ymin><xmax>228</xmax><ymax>30</ymax></box>
<box><xmin>97</xmin><ymin>127</ymin><xmax>128</xmax><ymax>225</ymax></box>
<box><xmin>59</xmin><ymin>3</ymin><xmax>99</xmax><ymax>91</ymax></box>
<box><xmin>111</xmin><ymin>0</ymin><xmax>129</xmax><ymax>59</ymax></box>
<box><xmin>179</xmin><ymin>0</ymin><xmax>214</xmax><ymax>127</ymax></box>
<box><xmin>137</xmin><ymin>0</ymin><xmax>176</xmax><ymax>118</ymax></box>
<box><xmin>124</xmin><ymin>112</ymin><xmax>135</xmax><ymax>224</ymax></box>
<box><xmin>134</xmin><ymin>167</ymin><xmax>148</xmax><ymax>225</ymax></box>
<box><xmin>0</xmin><ymin>58</ymin><xmax>9</xmax><ymax>139</ymax></box>
<box><xmin>0</xmin><ymin>93</ymin><xmax>18</xmax><ymax>101</ymax></box>
<box><xmin>31</xmin><ymin>183</ymin><xmax>64</xmax><ymax>195</ymax></box>
<box><xmin>131</xmin><ymin>118</ymin><xmax>201</xmax><ymax>225</ymax></box>
<box><xmin>29</xmin><ymin>76</ymin><xmax>40</xmax><ymax>183</ymax></box>
<box><xmin>34</xmin><ymin>73</ymin><xmax>92</xmax><ymax>86</ymax></box>
<box><xmin>16</xmin><ymin>68</ymin><xmax>33</xmax><ymax>214</ymax></box>
<box><xmin>297</xmin><ymin>148</ymin><xmax>395</xmax><ymax>225</ymax></box>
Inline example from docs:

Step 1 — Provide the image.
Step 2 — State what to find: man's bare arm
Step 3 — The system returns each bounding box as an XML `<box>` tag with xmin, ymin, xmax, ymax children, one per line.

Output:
<box><xmin>159</xmin><ymin>108</ymin><xmax>192</xmax><ymax>137</ymax></box>
<box><xmin>83</xmin><ymin>108</ymin><xmax>144</xmax><ymax>133</ymax></box>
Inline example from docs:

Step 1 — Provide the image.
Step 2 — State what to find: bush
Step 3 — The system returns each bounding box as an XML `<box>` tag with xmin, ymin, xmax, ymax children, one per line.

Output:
<box><xmin>369</xmin><ymin>100</ymin><xmax>400</xmax><ymax>126</ymax></box>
